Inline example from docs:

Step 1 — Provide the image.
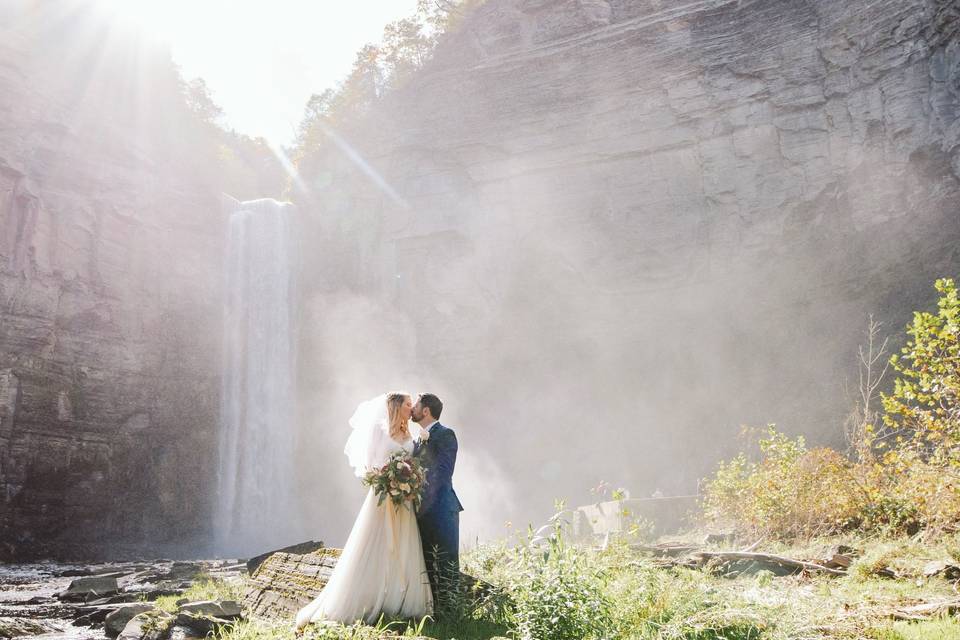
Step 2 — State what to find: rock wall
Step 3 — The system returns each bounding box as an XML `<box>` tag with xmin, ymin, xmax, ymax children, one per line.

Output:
<box><xmin>0</xmin><ymin>5</ymin><xmax>225</xmax><ymax>560</ymax></box>
<box><xmin>293</xmin><ymin>0</ymin><xmax>960</xmax><ymax>540</ymax></box>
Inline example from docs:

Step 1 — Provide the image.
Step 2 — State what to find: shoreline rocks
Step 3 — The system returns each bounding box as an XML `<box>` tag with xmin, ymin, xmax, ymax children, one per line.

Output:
<box><xmin>0</xmin><ymin>558</ymin><xmax>246</xmax><ymax>640</ymax></box>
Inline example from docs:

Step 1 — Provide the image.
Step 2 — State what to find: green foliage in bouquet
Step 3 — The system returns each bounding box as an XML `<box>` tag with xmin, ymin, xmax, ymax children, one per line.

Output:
<box><xmin>363</xmin><ymin>451</ymin><xmax>427</xmax><ymax>510</ymax></box>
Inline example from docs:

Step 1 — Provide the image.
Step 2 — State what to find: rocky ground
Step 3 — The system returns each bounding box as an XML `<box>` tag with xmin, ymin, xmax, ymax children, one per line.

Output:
<box><xmin>0</xmin><ymin>539</ymin><xmax>478</xmax><ymax>640</ymax></box>
<box><xmin>0</xmin><ymin>558</ymin><xmax>247</xmax><ymax>640</ymax></box>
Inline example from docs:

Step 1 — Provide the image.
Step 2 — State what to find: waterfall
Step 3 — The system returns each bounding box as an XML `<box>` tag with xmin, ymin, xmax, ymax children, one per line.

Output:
<box><xmin>216</xmin><ymin>198</ymin><xmax>301</xmax><ymax>557</ymax></box>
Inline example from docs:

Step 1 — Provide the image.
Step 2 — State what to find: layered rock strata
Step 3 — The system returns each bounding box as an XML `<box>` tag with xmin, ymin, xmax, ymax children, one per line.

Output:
<box><xmin>0</xmin><ymin>4</ymin><xmax>225</xmax><ymax>559</ymax></box>
<box><xmin>293</xmin><ymin>0</ymin><xmax>960</xmax><ymax>535</ymax></box>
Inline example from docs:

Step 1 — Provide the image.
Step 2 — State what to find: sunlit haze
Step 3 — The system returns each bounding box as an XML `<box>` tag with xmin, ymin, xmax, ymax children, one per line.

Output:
<box><xmin>93</xmin><ymin>0</ymin><xmax>420</xmax><ymax>146</ymax></box>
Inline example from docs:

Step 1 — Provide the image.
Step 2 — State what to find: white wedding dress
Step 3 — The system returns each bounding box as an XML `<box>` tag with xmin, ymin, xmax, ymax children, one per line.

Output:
<box><xmin>294</xmin><ymin>396</ymin><xmax>433</xmax><ymax>629</ymax></box>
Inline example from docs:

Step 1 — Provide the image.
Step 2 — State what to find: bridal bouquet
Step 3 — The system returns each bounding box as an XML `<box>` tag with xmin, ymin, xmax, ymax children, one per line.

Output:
<box><xmin>363</xmin><ymin>451</ymin><xmax>428</xmax><ymax>510</ymax></box>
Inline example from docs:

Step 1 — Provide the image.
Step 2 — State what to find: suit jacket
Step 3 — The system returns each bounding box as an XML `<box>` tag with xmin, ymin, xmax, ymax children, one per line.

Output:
<box><xmin>414</xmin><ymin>422</ymin><xmax>464</xmax><ymax>517</ymax></box>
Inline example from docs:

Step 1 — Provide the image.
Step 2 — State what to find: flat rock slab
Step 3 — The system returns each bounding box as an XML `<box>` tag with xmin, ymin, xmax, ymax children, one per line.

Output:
<box><xmin>242</xmin><ymin>548</ymin><xmax>496</xmax><ymax>623</ymax></box>
<box><xmin>245</xmin><ymin>540</ymin><xmax>325</xmax><ymax>575</ymax></box>
<box><xmin>241</xmin><ymin>549</ymin><xmax>341</xmax><ymax>620</ymax></box>
<box><xmin>0</xmin><ymin>616</ymin><xmax>59</xmax><ymax>637</ymax></box>
<box><xmin>60</xmin><ymin>576</ymin><xmax>120</xmax><ymax>601</ymax></box>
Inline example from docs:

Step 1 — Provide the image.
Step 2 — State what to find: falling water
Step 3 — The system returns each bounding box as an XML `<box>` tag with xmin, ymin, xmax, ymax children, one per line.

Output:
<box><xmin>216</xmin><ymin>198</ymin><xmax>301</xmax><ymax>557</ymax></box>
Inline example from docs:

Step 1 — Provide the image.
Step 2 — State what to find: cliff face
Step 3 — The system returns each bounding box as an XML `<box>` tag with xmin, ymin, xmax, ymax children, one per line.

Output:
<box><xmin>0</xmin><ymin>6</ymin><xmax>224</xmax><ymax>560</ymax></box>
<box><xmin>295</xmin><ymin>0</ymin><xmax>960</xmax><ymax>538</ymax></box>
<box><xmin>1</xmin><ymin>0</ymin><xmax>957</xmax><ymax>555</ymax></box>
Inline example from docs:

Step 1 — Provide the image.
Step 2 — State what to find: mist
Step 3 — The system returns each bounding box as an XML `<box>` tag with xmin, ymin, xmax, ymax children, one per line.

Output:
<box><xmin>278</xmin><ymin>0</ymin><xmax>960</xmax><ymax>549</ymax></box>
<box><xmin>0</xmin><ymin>0</ymin><xmax>956</xmax><ymax>562</ymax></box>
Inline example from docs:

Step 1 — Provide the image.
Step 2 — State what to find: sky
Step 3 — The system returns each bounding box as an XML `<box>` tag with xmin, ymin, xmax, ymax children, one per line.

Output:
<box><xmin>94</xmin><ymin>0</ymin><xmax>421</xmax><ymax>146</ymax></box>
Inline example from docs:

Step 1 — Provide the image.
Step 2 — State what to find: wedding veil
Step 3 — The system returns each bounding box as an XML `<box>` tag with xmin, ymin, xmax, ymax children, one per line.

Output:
<box><xmin>343</xmin><ymin>394</ymin><xmax>391</xmax><ymax>477</ymax></box>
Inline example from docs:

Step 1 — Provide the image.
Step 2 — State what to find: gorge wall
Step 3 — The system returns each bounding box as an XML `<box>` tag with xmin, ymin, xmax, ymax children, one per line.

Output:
<box><xmin>293</xmin><ymin>0</ymin><xmax>960</xmax><ymax>542</ymax></box>
<box><xmin>0</xmin><ymin>4</ymin><xmax>226</xmax><ymax>560</ymax></box>
<box><xmin>1</xmin><ymin>0</ymin><xmax>957</xmax><ymax>558</ymax></box>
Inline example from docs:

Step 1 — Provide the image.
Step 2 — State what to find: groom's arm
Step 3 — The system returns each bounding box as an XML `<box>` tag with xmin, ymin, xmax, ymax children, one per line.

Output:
<box><xmin>420</xmin><ymin>429</ymin><xmax>458</xmax><ymax>514</ymax></box>
<box><xmin>437</xmin><ymin>429</ymin><xmax>458</xmax><ymax>481</ymax></box>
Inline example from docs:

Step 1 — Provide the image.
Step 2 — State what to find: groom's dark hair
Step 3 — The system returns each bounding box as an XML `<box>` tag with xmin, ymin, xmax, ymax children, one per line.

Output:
<box><xmin>418</xmin><ymin>393</ymin><xmax>443</xmax><ymax>420</ymax></box>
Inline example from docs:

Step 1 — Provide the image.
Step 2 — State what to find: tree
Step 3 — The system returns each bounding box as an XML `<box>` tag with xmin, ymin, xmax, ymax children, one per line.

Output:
<box><xmin>182</xmin><ymin>77</ymin><xmax>223</xmax><ymax>125</ymax></box>
<box><xmin>290</xmin><ymin>0</ymin><xmax>479</xmax><ymax>164</ymax></box>
<box><xmin>881</xmin><ymin>278</ymin><xmax>960</xmax><ymax>470</ymax></box>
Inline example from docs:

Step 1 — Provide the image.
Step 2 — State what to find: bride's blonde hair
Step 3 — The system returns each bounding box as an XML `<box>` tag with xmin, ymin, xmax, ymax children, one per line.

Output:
<box><xmin>386</xmin><ymin>392</ymin><xmax>411</xmax><ymax>441</ymax></box>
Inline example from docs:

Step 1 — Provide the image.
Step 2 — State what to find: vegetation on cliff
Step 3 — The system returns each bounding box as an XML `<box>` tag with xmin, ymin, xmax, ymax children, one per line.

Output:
<box><xmin>289</xmin><ymin>0</ymin><xmax>480</xmax><ymax>185</ymax></box>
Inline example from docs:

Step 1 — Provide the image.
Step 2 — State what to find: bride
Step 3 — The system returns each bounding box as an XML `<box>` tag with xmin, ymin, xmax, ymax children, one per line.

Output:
<box><xmin>293</xmin><ymin>392</ymin><xmax>433</xmax><ymax>632</ymax></box>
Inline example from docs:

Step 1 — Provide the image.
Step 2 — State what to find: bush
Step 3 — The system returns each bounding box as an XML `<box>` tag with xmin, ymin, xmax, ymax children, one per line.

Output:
<box><xmin>882</xmin><ymin>278</ymin><xmax>960</xmax><ymax>460</ymax></box>
<box><xmin>701</xmin><ymin>426</ymin><xmax>863</xmax><ymax>539</ymax></box>
<box><xmin>702</xmin><ymin>278</ymin><xmax>960</xmax><ymax>540</ymax></box>
<box><xmin>501</xmin><ymin>509</ymin><xmax>613</xmax><ymax>640</ymax></box>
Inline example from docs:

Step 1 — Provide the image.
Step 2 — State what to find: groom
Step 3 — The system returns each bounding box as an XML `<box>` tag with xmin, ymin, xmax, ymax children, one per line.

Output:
<box><xmin>412</xmin><ymin>393</ymin><xmax>463</xmax><ymax>615</ymax></box>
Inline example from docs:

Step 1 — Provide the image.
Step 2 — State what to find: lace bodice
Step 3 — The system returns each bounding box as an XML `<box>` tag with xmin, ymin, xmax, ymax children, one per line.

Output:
<box><xmin>388</xmin><ymin>436</ymin><xmax>414</xmax><ymax>453</ymax></box>
<box><xmin>373</xmin><ymin>434</ymin><xmax>413</xmax><ymax>468</ymax></box>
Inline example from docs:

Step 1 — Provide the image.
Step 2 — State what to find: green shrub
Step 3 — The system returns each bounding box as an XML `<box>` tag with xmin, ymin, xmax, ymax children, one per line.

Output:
<box><xmin>702</xmin><ymin>278</ymin><xmax>960</xmax><ymax>540</ymax></box>
<box><xmin>882</xmin><ymin>278</ymin><xmax>960</xmax><ymax>461</ymax></box>
<box><xmin>502</xmin><ymin>510</ymin><xmax>613</xmax><ymax>640</ymax></box>
<box><xmin>701</xmin><ymin>426</ymin><xmax>863</xmax><ymax>539</ymax></box>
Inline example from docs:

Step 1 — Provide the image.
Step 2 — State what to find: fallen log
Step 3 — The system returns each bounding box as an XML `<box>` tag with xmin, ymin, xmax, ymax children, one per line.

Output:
<box><xmin>892</xmin><ymin>600</ymin><xmax>960</xmax><ymax>621</ymax></box>
<box><xmin>631</xmin><ymin>543</ymin><xmax>702</xmax><ymax>557</ymax></box>
<box><xmin>692</xmin><ymin>551</ymin><xmax>847</xmax><ymax>577</ymax></box>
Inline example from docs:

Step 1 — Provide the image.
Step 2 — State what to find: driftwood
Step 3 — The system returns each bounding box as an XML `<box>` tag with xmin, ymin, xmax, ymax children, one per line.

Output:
<box><xmin>817</xmin><ymin>545</ymin><xmax>861</xmax><ymax>570</ymax></box>
<box><xmin>691</xmin><ymin>551</ymin><xmax>848</xmax><ymax>577</ymax></box>
<box><xmin>892</xmin><ymin>600</ymin><xmax>960</xmax><ymax>621</ymax></box>
<box><xmin>923</xmin><ymin>560</ymin><xmax>960</xmax><ymax>581</ymax></box>
<box><xmin>632</xmin><ymin>543</ymin><xmax>702</xmax><ymax>558</ymax></box>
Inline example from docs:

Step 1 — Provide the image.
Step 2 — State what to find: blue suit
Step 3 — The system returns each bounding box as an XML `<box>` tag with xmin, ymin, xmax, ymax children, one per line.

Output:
<box><xmin>414</xmin><ymin>422</ymin><xmax>462</xmax><ymax>609</ymax></box>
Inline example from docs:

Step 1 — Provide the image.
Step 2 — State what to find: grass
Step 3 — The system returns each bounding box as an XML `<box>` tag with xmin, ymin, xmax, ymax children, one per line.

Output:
<box><xmin>184</xmin><ymin>532</ymin><xmax>960</xmax><ymax>640</ymax></box>
<box><xmin>147</xmin><ymin>573</ymin><xmax>245</xmax><ymax>613</ymax></box>
<box><xmin>871</xmin><ymin>618</ymin><xmax>960</xmax><ymax>639</ymax></box>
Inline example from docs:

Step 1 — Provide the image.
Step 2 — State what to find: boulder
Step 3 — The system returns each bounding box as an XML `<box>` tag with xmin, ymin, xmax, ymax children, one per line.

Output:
<box><xmin>118</xmin><ymin>611</ymin><xmax>175</xmax><ymax>640</ymax></box>
<box><xmin>0</xmin><ymin>616</ymin><xmax>59</xmax><ymax>637</ymax></box>
<box><xmin>73</xmin><ymin>603</ymin><xmax>129</xmax><ymax>625</ymax></box>
<box><xmin>174</xmin><ymin>612</ymin><xmax>234</xmax><ymax>636</ymax></box>
<box><xmin>177</xmin><ymin>600</ymin><xmax>242</xmax><ymax>619</ymax></box>
<box><xmin>166</xmin><ymin>624</ymin><xmax>206</xmax><ymax>640</ymax></box>
<box><xmin>105</xmin><ymin>604</ymin><xmax>156</xmax><ymax>637</ymax></box>
<box><xmin>59</xmin><ymin>576</ymin><xmax>120</xmax><ymax>602</ymax></box>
